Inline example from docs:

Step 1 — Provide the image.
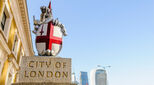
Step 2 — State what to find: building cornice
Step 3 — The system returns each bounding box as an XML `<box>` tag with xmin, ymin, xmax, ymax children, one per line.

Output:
<box><xmin>9</xmin><ymin>0</ymin><xmax>34</xmax><ymax>56</ymax></box>
<box><xmin>17</xmin><ymin>0</ymin><xmax>34</xmax><ymax>56</ymax></box>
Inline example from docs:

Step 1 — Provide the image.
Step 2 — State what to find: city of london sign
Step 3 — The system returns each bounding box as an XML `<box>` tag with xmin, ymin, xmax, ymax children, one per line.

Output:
<box><xmin>33</xmin><ymin>1</ymin><xmax>67</xmax><ymax>56</ymax></box>
<box><xmin>15</xmin><ymin>1</ymin><xmax>74</xmax><ymax>85</ymax></box>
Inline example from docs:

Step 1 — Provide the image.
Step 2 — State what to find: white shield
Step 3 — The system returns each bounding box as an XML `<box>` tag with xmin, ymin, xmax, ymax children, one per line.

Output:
<box><xmin>35</xmin><ymin>23</ymin><xmax>63</xmax><ymax>56</ymax></box>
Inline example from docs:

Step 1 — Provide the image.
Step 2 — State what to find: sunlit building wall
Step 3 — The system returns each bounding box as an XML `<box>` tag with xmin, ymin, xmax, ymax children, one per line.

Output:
<box><xmin>0</xmin><ymin>0</ymin><xmax>34</xmax><ymax>85</ymax></box>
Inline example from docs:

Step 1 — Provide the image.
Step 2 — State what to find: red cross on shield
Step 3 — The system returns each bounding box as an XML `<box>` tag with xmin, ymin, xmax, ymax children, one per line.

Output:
<box><xmin>35</xmin><ymin>21</ymin><xmax>63</xmax><ymax>56</ymax></box>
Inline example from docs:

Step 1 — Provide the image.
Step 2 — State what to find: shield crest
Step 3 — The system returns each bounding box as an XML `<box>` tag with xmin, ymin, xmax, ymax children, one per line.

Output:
<box><xmin>35</xmin><ymin>21</ymin><xmax>63</xmax><ymax>56</ymax></box>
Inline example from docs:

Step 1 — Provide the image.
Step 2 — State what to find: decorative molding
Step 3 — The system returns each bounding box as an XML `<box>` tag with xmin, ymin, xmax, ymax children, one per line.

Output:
<box><xmin>0</xmin><ymin>49</ymin><xmax>8</xmax><ymax>77</ymax></box>
<box><xmin>9</xmin><ymin>0</ymin><xmax>34</xmax><ymax>56</ymax></box>
<box><xmin>4</xmin><ymin>1</ymin><xmax>13</xmax><ymax>42</ymax></box>
<box><xmin>0</xmin><ymin>33</ymin><xmax>11</xmax><ymax>54</ymax></box>
<box><xmin>0</xmin><ymin>48</ymin><xmax>8</xmax><ymax>66</ymax></box>
<box><xmin>12</xmin><ymin>58</ymin><xmax>19</xmax><ymax>70</ymax></box>
<box><xmin>5</xmin><ymin>61</ymin><xmax>13</xmax><ymax>85</ymax></box>
<box><xmin>12</xmin><ymin>31</ymin><xmax>20</xmax><ymax>59</ymax></box>
<box><xmin>17</xmin><ymin>0</ymin><xmax>34</xmax><ymax>56</ymax></box>
<box><xmin>0</xmin><ymin>1</ymin><xmax>13</xmax><ymax>43</ymax></box>
<box><xmin>9</xmin><ymin>0</ymin><xmax>28</xmax><ymax>56</ymax></box>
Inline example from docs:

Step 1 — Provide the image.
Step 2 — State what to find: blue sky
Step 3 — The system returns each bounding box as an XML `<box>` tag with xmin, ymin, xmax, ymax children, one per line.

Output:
<box><xmin>27</xmin><ymin>0</ymin><xmax>154</xmax><ymax>85</ymax></box>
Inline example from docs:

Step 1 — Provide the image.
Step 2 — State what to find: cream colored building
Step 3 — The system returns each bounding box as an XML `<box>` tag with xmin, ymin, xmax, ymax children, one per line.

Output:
<box><xmin>0</xmin><ymin>0</ymin><xmax>34</xmax><ymax>85</ymax></box>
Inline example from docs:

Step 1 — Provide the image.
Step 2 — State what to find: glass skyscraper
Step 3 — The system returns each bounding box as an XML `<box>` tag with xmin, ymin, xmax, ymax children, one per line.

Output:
<box><xmin>79</xmin><ymin>71</ymin><xmax>89</xmax><ymax>85</ymax></box>
<box><xmin>90</xmin><ymin>68</ymin><xmax>107</xmax><ymax>85</ymax></box>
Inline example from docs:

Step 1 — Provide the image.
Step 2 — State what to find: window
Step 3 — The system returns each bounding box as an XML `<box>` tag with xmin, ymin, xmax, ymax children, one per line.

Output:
<box><xmin>12</xmin><ymin>34</ymin><xmax>20</xmax><ymax>58</ymax></box>
<box><xmin>1</xmin><ymin>12</ymin><xmax>7</xmax><ymax>31</ymax></box>
<box><xmin>0</xmin><ymin>2</ymin><xmax>12</xmax><ymax>42</ymax></box>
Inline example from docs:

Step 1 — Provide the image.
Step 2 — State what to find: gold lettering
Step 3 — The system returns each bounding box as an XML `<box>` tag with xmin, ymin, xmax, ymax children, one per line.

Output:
<box><xmin>47</xmin><ymin>71</ymin><xmax>53</xmax><ymax>78</ymax></box>
<box><xmin>63</xmin><ymin>62</ymin><xmax>66</xmax><ymax>68</ymax></box>
<box><xmin>55</xmin><ymin>62</ymin><xmax>61</xmax><ymax>68</ymax></box>
<box><xmin>55</xmin><ymin>71</ymin><xmax>61</xmax><ymax>78</ymax></box>
<box><xmin>62</xmin><ymin>72</ymin><xmax>68</xmax><ymax>78</ymax></box>
<box><xmin>29</xmin><ymin>61</ymin><xmax>34</xmax><ymax>68</ymax></box>
<box><xmin>38</xmin><ymin>71</ymin><xmax>44</xmax><ymax>77</ymax></box>
<box><xmin>39</xmin><ymin>61</ymin><xmax>44</xmax><ymax>68</ymax></box>
<box><xmin>24</xmin><ymin>71</ymin><xmax>29</xmax><ymax>77</ymax></box>
<box><xmin>46</xmin><ymin>61</ymin><xmax>51</xmax><ymax>68</ymax></box>
<box><xmin>36</xmin><ymin>61</ymin><xmax>38</xmax><ymax>68</ymax></box>
<box><xmin>30</xmin><ymin>71</ymin><xmax>36</xmax><ymax>77</ymax></box>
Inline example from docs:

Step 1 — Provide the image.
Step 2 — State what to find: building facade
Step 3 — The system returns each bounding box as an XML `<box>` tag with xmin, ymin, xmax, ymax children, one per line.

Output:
<box><xmin>0</xmin><ymin>0</ymin><xmax>34</xmax><ymax>85</ymax></box>
<box><xmin>90</xmin><ymin>68</ymin><xmax>107</xmax><ymax>85</ymax></box>
<box><xmin>79</xmin><ymin>71</ymin><xmax>89</xmax><ymax>85</ymax></box>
